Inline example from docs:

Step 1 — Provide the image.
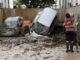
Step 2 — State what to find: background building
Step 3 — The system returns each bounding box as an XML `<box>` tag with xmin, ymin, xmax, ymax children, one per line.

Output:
<box><xmin>54</xmin><ymin>0</ymin><xmax>80</xmax><ymax>8</ymax></box>
<box><xmin>0</xmin><ymin>0</ymin><xmax>17</xmax><ymax>8</ymax></box>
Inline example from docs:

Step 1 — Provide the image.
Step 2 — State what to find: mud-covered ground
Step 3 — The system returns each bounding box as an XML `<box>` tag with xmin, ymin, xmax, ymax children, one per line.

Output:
<box><xmin>0</xmin><ymin>37</ymin><xmax>79</xmax><ymax>60</ymax></box>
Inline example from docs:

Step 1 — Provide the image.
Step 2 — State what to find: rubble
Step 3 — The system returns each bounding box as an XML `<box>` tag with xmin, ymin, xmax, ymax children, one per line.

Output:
<box><xmin>25</xmin><ymin>32</ymin><xmax>52</xmax><ymax>42</ymax></box>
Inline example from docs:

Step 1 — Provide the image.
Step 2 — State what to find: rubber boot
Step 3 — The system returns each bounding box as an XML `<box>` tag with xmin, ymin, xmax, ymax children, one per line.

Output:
<box><xmin>70</xmin><ymin>41</ymin><xmax>74</xmax><ymax>53</ymax></box>
<box><xmin>66</xmin><ymin>41</ymin><xmax>69</xmax><ymax>53</ymax></box>
<box><xmin>76</xmin><ymin>43</ymin><xmax>79</xmax><ymax>52</ymax></box>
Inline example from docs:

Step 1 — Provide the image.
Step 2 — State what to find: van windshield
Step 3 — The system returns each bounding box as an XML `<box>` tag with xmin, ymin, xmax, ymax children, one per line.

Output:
<box><xmin>32</xmin><ymin>22</ymin><xmax>49</xmax><ymax>35</ymax></box>
<box><xmin>3</xmin><ymin>21</ymin><xmax>17</xmax><ymax>28</ymax></box>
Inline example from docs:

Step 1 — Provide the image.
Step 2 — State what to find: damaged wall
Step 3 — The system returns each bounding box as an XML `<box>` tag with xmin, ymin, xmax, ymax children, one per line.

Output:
<box><xmin>56</xmin><ymin>9</ymin><xmax>66</xmax><ymax>23</ymax></box>
<box><xmin>0</xmin><ymin>9</ymin><xmax>3</xmax><ymax>27</ymax></box>
<box><xmin>0</xmin><ymin>8</ymin><xmax>66</xmax><ymax>27</ymax></box>
<box><xmin>16</xmin><ymin>9</ymin><xmax>37</xmax><ymax>21</ymax></box>
<box><xmin>0</xmin><ymin>8</ymin><xmax>38</xmax><ymax>27</ymax></box>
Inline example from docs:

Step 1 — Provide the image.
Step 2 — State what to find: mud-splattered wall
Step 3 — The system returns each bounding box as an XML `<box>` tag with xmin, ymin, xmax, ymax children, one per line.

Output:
<box><xmin>0</xmin><ymin>8</ymin><xmax>66</xmax><ymax>26</ymax></box>
<box><xmin>0</xmin><ymin>8</ymin><xmax>37</xmax><ymax>26</ymax></box>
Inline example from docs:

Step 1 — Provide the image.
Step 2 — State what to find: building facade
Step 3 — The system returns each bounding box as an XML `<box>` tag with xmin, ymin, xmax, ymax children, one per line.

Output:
<box><xmin>54</xmin><ymin>0</ymin><xmax>80</xmax><ymax>8</ymax></box>
<box><xmin>0</xmin><ymin>0</ymin><xmax>17</xmax><ymax>8</ymax></box>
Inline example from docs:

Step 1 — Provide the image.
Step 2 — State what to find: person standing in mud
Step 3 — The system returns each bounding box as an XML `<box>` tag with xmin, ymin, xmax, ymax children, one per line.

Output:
<box><xmin>63</xmin><ymin>13</ymin><xmax>75</xmax><ymax>53</ymax></box>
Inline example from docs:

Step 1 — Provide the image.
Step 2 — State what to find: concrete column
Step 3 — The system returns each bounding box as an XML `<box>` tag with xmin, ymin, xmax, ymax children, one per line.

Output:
<box><xmin>0</xmin><ymin>0</ymin><xmax>2</xmax><ymax>8</ymax></box>
<box><xmin>78</xmin><ymin>0</ymin><xmax>80</xmax><ymax>5</ymax></box>
<box><xmin>62</xmin><ymin>0</ymin><xmax>66</xmax><ymax>8</ymax></box>
<box><xmin>2</xmin><ymin>0</ymin><xmax>6</xmax><ymax>8</ymax></box>
<box><xmin>59</xmin><ymin>0</ymin><xmax>61</xmax><ymax>8</ymax></box>
<box><xmin>6</xmin><ymin>0</ymin><xmax>9</xmax><ymax>8</ymax></box>
<box><xmin>9</xmin><ymin>0</ymin><xmax>13</xmax><ymax>8</ymax></box>
<box><xmin>61</xmin><ymin>0</ymin><xmax>63</xmax><ymax>8</ymax></box>
<box><xmin>65</xmin><ymin>0</ymin><xmax>68</xmax><ymax>8</ymax></box>
<box><xmin>66</xmin><ymin>0</ymin><xmax>69</xmax><ymax>8</ymax></box>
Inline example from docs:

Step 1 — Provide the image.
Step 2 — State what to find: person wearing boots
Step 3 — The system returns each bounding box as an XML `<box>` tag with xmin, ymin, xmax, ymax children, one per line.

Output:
<box><xmin>63</xmin><ymin>13</ymin><xmax>75</xmax><ymax>53</ymax></box>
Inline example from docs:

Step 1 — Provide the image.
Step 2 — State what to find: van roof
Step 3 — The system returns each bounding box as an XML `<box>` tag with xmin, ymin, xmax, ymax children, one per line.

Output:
<box><xmin>5</xmin><ymin>16</ymin><xmax>22</xmax><ymax>22</ymax></box>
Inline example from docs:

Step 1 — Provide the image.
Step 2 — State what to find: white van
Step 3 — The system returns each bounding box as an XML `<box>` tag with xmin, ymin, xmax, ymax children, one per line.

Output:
<box><xmin>31</xmin><ymin>8</ymin><xmax>57</xmax><ymax>36</ymax></box>
<box><xmin>0</xmin><ymin>16</ymin><xmax>23</xmax><ymax>36</ymax></box>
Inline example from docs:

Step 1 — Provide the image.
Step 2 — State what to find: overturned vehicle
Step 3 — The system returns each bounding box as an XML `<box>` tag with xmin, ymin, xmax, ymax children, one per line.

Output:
<box><xmin>30</xmin><ymin>8</ymin><xmax>58</xmax><ymax>36</ymax></box>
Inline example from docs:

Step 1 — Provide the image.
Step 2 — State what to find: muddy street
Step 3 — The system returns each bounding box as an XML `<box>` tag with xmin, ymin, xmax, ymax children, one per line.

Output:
<box><xmin>0</xmin><ymin>37</ymin><xmax>79</xmax><ymax>60</ymax></box>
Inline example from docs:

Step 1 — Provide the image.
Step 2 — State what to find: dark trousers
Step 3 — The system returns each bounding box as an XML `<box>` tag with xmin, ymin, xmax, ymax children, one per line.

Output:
<box><xmin>66</xmin><ymin>31</ymin><xmax>75</xmax><ymax>51</ymax></box>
